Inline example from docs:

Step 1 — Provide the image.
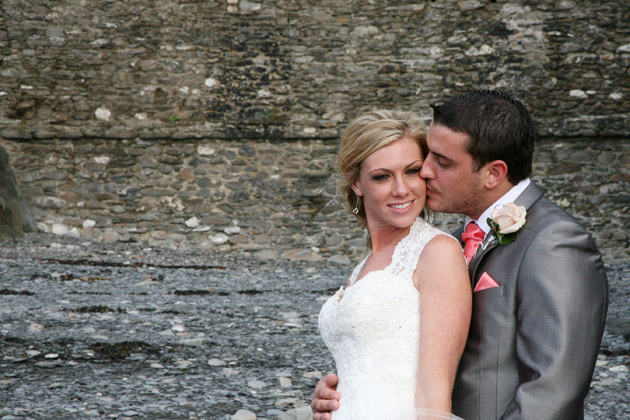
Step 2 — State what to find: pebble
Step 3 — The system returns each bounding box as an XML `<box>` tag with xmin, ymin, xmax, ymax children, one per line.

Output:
<box><xmin>223</xmin><ymin>368</ymin><xmax>240</xmax><ymax>376</ymax></box>
<box><xmin>28</xmin><ymin>323</ymin><xmax>44</xmax><ymax>333</ymax></box>
<box><xmin>178</xmin><ymin>337</ymin><xmax>205</xmax><ymax>346</ymax></box>
<box><xmin>175</xmin><ymin>360</ymin><xmax>193</xmax><ymax>369</ymax></box>
<box><xmin>609</xmin><ymin>365</ymin><xmax>628</xmax><ymax>373</ymax></box>
<box><xmin>279</xmin><ymin>406</ymin><xmax>313</xmax><ymax>420</ymax></box>
<box><xmin>231</xmin><ymin>410</ymin><xmax>257</xmax><ymax>420</ymax></box>
<box><xmin>248</xmin><ymin>380</ymin><xmax>267</xmax><ymax>389</ymax></box>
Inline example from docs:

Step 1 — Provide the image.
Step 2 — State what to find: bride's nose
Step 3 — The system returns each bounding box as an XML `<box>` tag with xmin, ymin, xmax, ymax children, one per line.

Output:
<box><xmin>392</xmin><ymin>177</ymin><xmax>409</xmax><ymax>196</ymax></box>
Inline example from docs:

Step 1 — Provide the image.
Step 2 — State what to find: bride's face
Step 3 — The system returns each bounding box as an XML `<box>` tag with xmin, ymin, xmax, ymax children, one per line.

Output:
<box><xmin>352</xmin><ymin>136</ymin><xmax>426</xmax><ymax>232</ymax></box>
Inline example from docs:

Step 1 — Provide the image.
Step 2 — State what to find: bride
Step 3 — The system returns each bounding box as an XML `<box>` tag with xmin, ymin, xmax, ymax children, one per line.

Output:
<box><xmin>315</xmin><ymin>110</ymin><xmax>471</xmax><ymax>419</ymax></box>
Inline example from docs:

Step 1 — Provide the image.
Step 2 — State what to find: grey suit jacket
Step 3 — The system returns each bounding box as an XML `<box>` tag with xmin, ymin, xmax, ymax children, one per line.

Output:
<box><xmin>451</xmin><ymin>183</ymin><xmax>608</xmax><ymax>420</ymax></box>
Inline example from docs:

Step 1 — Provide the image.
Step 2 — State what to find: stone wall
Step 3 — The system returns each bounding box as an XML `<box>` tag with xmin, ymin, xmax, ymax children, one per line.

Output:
<box><xmin>2</xmin><ymin>136</ymin><xmax>629</xmax><ymax>265</ymax></box>
<box><xmin>0</xmin><ymin>0</ymin><xmax>629</xmax><ymax>262</ymax></box>
<box><xmin>1</xmin><ymin>0</ymin><xmax>629</xmax><ymax>139</ymax></box>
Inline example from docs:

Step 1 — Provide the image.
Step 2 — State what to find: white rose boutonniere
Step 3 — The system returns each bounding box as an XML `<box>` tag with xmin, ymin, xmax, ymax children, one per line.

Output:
<box><xmin>486</xmin><ymin>203</ymin><xmax>527</xmax><ymax>246</ymax></box>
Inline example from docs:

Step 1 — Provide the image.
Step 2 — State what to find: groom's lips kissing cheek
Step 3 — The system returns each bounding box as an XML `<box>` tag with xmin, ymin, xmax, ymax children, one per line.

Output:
<box><xmin>425</xmin><ymin>183</ymin><xmax>438</xmax><ymax>200</ymax></box>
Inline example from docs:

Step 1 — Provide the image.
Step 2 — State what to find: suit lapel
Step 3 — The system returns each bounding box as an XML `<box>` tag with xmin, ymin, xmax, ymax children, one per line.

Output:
<box><xmin>514</xmin><ymin>182</ymin><xmax>543</xmax><ymax>209</ymax></box>
<box><xmin>468</xmin><ymin>234</ymin><xmax>499</xmax><ymax>280</ymax></box>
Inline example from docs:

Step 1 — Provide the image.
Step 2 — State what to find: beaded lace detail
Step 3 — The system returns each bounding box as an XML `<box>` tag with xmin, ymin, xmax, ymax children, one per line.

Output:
<box><xmin>348</xmin><ymin>217</ymin><xmax>439</xmax><ymax>287</ymax></box>
<box><xmin>319</xmin><ymin>218</ymin><xmax>454</xmax><ymax>419</ymax></box>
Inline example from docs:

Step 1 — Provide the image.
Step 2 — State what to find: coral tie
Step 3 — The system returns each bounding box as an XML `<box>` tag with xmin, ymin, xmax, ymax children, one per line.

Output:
<box><xmin>462</xmin><ymin>222</ymin><xmax>485</xmax><ymax>264</ymax></box>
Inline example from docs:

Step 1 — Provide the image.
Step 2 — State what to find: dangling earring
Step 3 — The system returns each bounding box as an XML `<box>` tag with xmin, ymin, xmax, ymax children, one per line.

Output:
<box><xmin>353</xmin><ymin>196</ymin><xmax>360</xmax><ymax>214</ymax></box>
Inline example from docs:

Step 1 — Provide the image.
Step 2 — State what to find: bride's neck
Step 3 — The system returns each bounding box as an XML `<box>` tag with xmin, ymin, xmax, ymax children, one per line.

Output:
<box><xmin>369</xmin><ymin>225</ymin><xmax>410</xmax><ymax>253</ymax></box>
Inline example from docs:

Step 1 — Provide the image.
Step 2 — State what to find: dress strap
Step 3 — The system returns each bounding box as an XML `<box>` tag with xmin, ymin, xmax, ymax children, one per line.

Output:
<box><xmin>348</xmin><ymin>253</ymin><xmax>369</xmax><ymax>286</ymax></box>
<box><xmin>388</xmin><ymin>218</ymin><xmax>441</xmax><ymax>278</ymax></box>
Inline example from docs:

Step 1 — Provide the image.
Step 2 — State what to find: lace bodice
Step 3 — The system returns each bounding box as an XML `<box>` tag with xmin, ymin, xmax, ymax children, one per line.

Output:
<box><xmin>318</xmin><ymin>218</ymin><xmax>453</xmax><ymax>419</ymax></box>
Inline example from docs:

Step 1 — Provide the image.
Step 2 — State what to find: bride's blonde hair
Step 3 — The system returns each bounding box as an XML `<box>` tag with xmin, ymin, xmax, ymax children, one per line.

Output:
<box><xmin>337</xmin><ymin>110</ymin><xmax>429</xmax><ymax>230</ymax></box>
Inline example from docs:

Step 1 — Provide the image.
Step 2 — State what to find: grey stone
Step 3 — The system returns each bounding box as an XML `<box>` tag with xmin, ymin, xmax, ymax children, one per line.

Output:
<box><xmin>0</xmin><ymin>146</ymin><xmax>36</xmax><ymax>239</ymax></box>
<box><xmin>0</xmin><ymin>128</ymin><xmax>31</xmax><ymax>139</ymax></box>
<box><xmin>248</xmin><ymin>379</ymin><xmax>267</xmax><ymax>389</ymax></box>
<box><xmin>253</xmin><ymin>249</ymin><xmax>277</xmax><ymax>260</ymax></box>
<box><xmin>279</xmin><ymin>406</ymin><xmax>313</xmax><ymax>420</ymax></box>
<box><xmin>327</xmin><ymin>254</ymin><xmax>350</xmax><ymax>265</ymax></box>
<box><xmin>231</xmin><ymin>409</ymin><xmax>257</xmax><ymax>420</ymax></box>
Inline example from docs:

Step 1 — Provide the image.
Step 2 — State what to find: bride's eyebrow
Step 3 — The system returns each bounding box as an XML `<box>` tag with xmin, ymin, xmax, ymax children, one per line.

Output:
<box><xmin>368</xmin><ymin>159</ymin><xmax>423</xmax><ymax>173</ymax></box>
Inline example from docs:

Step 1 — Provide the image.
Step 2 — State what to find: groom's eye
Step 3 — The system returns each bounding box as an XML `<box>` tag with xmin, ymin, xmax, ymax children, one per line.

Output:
<box><xmin>437</xmin><ymin>159</ymin><xmax>450</xmax><ymax>168</ymax></box>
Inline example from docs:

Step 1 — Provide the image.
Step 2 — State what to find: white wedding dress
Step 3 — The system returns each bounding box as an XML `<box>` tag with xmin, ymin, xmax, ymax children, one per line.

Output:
<box><xmin>319</xmin><ymin>218</ymin><xmax>460</xmax><ymax>420</ymax></box>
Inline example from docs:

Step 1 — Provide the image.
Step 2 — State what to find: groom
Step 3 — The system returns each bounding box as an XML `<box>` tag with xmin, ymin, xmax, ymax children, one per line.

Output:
<box><xmin>311</xmin><ymin>90</ymin><xmax>608</xmax><ymax>420</ymax></box>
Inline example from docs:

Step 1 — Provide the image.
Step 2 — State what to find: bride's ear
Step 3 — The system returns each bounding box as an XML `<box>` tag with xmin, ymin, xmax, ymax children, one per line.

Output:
<box><xmin>351</xmin><ymin>183</ymin><xmax>363</xmax><ymax>197</ymax></box>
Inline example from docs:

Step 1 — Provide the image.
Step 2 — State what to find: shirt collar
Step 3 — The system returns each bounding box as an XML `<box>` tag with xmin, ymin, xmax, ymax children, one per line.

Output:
<box><xmin>464</xmin><ymin>178</ymin><xmax>531</xmax><ymax>237</ymax></box>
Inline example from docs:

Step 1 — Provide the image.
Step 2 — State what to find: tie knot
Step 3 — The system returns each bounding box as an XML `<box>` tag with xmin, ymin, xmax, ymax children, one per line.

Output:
<box><xmin>462</xmin><ymin>222</ymin><xmax>485</xmax><ymax>242</ymax></box>
<box><xmin>462</xmin><ymin>222</ymin><xmax>485</xmax><ymax>264</ymax></box>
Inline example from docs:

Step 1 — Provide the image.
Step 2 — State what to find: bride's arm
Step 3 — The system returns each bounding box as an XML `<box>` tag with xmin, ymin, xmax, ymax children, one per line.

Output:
<box><xmin>413</xmin><ymin>235</ymin><xmax>471</xmax><ymax>413</ymax></box>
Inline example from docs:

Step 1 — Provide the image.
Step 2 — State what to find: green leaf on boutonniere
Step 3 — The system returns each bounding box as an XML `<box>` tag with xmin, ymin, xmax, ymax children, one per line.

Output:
<box><xmin>486</xmin><ymin>217</ymin><xmax>517</xmax><ymax>246</ymax></box>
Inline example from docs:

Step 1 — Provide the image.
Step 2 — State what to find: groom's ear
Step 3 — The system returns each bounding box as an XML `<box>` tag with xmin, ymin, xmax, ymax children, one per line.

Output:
<box><xmin>482</xmin><ymin>160</ymin><xmax>509</xmax><ymax>189</ymax></box>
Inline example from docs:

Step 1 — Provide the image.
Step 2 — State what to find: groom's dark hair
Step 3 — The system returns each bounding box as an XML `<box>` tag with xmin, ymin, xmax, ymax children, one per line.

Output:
<box><xmin>430</xmin><ymin>89</ymin><xmax>534</xmax><ymax>184</ymax></box>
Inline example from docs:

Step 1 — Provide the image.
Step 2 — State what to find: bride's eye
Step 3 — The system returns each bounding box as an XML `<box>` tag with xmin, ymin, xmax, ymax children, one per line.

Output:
<box><xmin>406</xmin><ymin>167</ymin><xmax>421</xmax><ymax>175</ymax></box>
<box><xmin>371</xmin><ymin>173</ymin><xmax>388</xmax><ymax>181</ymax></box>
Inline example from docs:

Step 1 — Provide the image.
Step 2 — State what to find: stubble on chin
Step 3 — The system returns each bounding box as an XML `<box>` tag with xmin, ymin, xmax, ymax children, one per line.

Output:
<box><xmin>425</xmin><ymin>197</ymin><xmax>445</xmax><ymax>214</ymax></box>
<box><xmin>425</xmin><ymin>195</ymin><xmax>461</xmax><ymax>215</ymax></box>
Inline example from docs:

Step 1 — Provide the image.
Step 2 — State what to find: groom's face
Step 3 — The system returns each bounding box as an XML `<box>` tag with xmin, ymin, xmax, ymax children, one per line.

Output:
<box><xmin>420</xmin><ymin>122</ymin><xmax>487</xmax><ymax>219</ymax></box>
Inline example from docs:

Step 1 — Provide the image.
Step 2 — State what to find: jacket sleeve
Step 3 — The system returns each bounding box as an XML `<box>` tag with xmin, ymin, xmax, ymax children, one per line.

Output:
<box><xmin>501</xmin><ymin>219</ymin><xmax>608</xmax><ymax>420</ymax></box>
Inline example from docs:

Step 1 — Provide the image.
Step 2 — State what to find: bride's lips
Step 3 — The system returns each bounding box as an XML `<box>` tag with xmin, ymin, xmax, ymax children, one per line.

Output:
<box><xmin>388</xmin><ymin>200</ymin><xmax>415</xmax><ymax>212</ymax></box>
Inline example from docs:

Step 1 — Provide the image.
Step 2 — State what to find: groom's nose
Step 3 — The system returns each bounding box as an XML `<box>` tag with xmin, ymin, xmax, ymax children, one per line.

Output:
<box><xmin>420</xmin><ymin>154</ymin><xmax>436</xmax><ymax>179</ymax></box>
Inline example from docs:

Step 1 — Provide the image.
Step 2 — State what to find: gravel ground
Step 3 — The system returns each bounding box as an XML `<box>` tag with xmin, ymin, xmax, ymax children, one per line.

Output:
<box><xmin>0</xmin><ymin>233</ymin><xmax>628</xmax><ymax>420</ymax></box>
